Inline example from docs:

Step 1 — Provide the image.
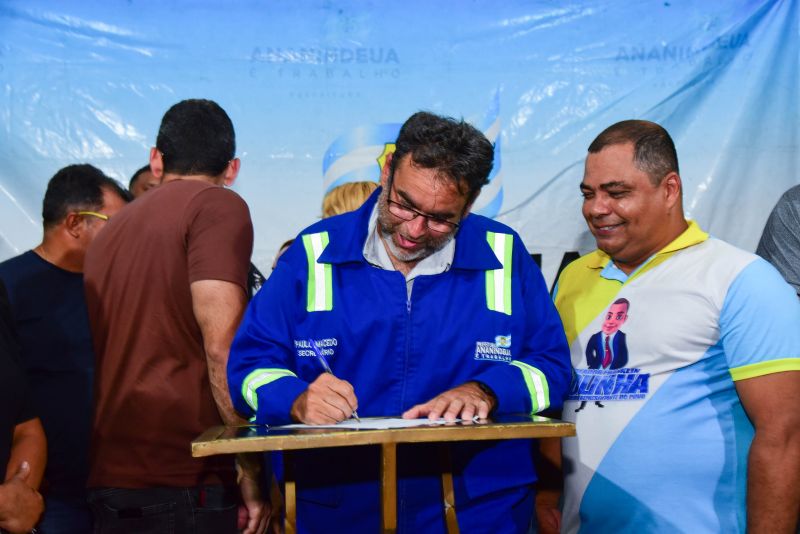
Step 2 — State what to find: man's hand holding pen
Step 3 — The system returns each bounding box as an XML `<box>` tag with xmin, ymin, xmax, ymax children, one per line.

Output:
<box><xmin>290</xmin><ymin>373</ymin><xmax>359</xmax><ymax>425</ymax></box>
<box><xmin>292</xmin><ymin>338</ymin><xmax>361</xmax><ymax>425</ymax></box>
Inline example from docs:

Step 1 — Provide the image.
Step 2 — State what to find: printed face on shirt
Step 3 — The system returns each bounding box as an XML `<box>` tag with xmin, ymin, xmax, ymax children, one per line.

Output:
<box><xmin>580</xmin><ymin>142</ymin><xmax>678</xmax><ymax>274</ymax></box>
<box><xmin>601</xmin><ymin>302</ymin><xmax>629</xmax><ymax>335</ymax></box>
<box><xmin>377</xmin><ymin>155</ymin><xmax>470</xmax><ymax>267</ymax></box>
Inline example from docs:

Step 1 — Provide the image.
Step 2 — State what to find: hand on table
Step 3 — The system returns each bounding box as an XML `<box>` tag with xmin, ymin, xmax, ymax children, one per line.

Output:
<box><xmin>290</xmin><ymin>373</ymin><xmax>358</xmax><ymax>424</ymax></box>
<box><xmin>402</xmin><ymin>382</ymin><xmax>495</xmax><ymax>421</ymax></box>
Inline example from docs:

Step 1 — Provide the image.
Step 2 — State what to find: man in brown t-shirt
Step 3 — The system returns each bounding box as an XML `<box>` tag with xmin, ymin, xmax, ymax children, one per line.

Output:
<box><xmin>84</xmin><ymin>99</ymin><xmax>268</xmax><ymax>534</ymax></box>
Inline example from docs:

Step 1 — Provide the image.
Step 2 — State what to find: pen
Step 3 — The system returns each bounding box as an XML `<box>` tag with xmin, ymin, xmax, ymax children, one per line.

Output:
<box><xmin>309</xmin><ymin>339</ymin><xmax>360</xmax><ymax>422</ymax></box>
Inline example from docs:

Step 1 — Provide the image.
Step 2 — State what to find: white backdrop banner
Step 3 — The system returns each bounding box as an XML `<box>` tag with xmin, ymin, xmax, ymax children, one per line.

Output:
<box><xmin>0</xmin><ymin>1</ymin><xmax>797</xmax><ymax>284</ymax></box>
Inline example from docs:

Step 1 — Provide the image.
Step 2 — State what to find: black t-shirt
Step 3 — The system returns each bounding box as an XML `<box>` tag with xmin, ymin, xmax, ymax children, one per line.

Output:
<box><xmin>0</xmin><ymin>251</ymin><xmax>92</xmax><ymax>498</ymax></box>
<box><xmin>0</xmin><ymin>279</ymin><xmax>34</xmax><ymax>470</ymax></box>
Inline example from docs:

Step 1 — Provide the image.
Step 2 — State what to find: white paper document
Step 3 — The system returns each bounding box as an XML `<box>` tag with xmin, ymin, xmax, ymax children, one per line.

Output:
<box><xmin>279</xmin><ymin>417</ymin><xmax>472</xmax><ymax>430</ymax></box>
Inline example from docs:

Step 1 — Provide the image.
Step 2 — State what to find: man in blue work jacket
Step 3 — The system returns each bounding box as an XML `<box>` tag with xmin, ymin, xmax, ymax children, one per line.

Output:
<box><xmin>228</xmin><ymin>111</ymin><xmax>572</xmax><ymax>533</ymax></box>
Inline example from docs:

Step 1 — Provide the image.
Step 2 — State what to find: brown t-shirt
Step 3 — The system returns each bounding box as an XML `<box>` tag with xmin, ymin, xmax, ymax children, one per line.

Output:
<box><xmin>84</xmin><ymin>179</ymin><xmax>253</xmax><ymax>488</ymax></box>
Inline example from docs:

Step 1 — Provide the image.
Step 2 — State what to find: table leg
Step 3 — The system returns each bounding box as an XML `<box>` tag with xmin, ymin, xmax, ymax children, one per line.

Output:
<box><xmin>284</xmin><ymin>451</ymin><xmax>297</xmax><ymax>534</ymax></box>
<box><xmin>439</xmin><ymin>445</ymin><xmax>460</xmax><ymax>534</ymax></box>
<box><xmin>381</xmin><ymin>442</ymin><xmax>397</xmax><ymax>533</ymax></box>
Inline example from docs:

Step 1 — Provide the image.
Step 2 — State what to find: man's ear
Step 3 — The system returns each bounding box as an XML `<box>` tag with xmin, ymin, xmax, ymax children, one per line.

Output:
<box><xmin>150</xmin><ymin>147</ymin><xmax>164</xmax><ymax>179</ymax></box>
<box><xmin>379</xmin><ymin>153</ymin><xmax>393</xmax><ymax>187</ymax></box>
<box><xmin>662</xmin><ymin>171</ymin><xmax>682</xmax><ymax>209</ymax></box>
<box><xmin>222</xmin><ymin>158</ymin><xmax>240</xmax><ymax>187</ymax></box>
<box><xmin>64</xmin><ymin>212</ymin><xmax>83</xmax><ymax>238</ymax></box>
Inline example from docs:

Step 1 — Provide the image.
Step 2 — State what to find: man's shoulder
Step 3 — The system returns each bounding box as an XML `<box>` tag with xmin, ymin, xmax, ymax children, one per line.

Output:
<box><xmin>0</xmin><ymin>251</ymin><xmax>37</xmax><ymax>282</ymax></box>
<box><xmin>459</xmin><ymin>213</ymin><xmax>527</xmax><ymax>254</ymax></box>
<box><xmin>451</xmin><ymin>214</ymin><xmax>538</xmax><ymax>272</ymax></box>
<box><xmin>714</xmin><ymin>241</ymin><xmax>793</xmax><ymax>305</ymax></box>
<box><xmin>299</xmin><ymin>209</ymin><xmax>357</xmax><ymax>237</ymax></box>
<box><xmin>559</xmin><ymin>250</ymin><xmax>607</xmax><ymax>281</ymax></box>
<box><xmin>114</xmin><ymin>181</ymin><xmax>249</xmax><ymax>232</ymax></box>
<box><xmin>295</xmin><ymin>191</ymin><xmax>377</xmax><ymax>256</ymax></box>
<box><xmin>184</xmin><ymin>182</ymin><xmax>249</xmax><ymax>210</ymax></box>
<box><xmin>154</xmin><ymin>179</ymin><xmax>248</xmax><ymax>210</ymax></box>
<box><xmin>778</xmin><ymin>184</ymin><xmax>800</xmax><ymax>204</ymax></box>
<box><xmin>463</xmin><ymin>213</ymin><xmax>519</xmax><ymax>236</ymax></box>
<box><xmin>683</xmin><ymin>237</ymin><xmax>758</xmax><ymax>276</ymax></box>
<box><xmin>761</xmin><ymin>185</ymin><xmax>800</xmax><ymax>236</ymax></box>
<box><xmin>175</xmin><ymin>183</ymin><xmax>252</xmax><ymax>235</ymax></box>
<box><xmin>295</xmin><ymin>208</ymin><xmax>366</xmax><ymax>254</ymax></box>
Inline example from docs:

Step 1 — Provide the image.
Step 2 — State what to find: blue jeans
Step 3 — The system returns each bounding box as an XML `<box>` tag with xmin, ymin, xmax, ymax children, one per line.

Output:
<box><xmin>88</xmin><ymin>486</ymin><xmax>238</xmax><ymax>534</ymax></box>
<box><xmin>37</xmin><ymin>495</ymin><xmax>93</xmax><ymax>534</ymax></box>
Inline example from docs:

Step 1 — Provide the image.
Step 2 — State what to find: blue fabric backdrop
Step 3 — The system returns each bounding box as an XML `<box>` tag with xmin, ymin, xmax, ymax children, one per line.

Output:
<box><xmin>0</xmin><ymin>1</ymin><xmax>797</xmax><ymax>283</ymax></box>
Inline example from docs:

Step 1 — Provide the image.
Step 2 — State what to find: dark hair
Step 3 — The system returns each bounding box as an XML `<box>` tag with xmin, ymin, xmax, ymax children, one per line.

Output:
<box><xmin>155</xmin><ymin>99</ymin><xmax>235</xmax><ymax>176</ymax></box>
<box><xmin>390</xmin><ymin>111</ymin><xmax>493</xmax><ymax>202</ymax></box>
<box><xmin>588</xmin><ymin>120</ymin><xmax>679</xmax><ymax>184</ymax></box>
<box><xmin>612</xmin><ymin>297</ymin><xmax>630</xmax><ymax>311</ymax></box>
<box><xmin>128</xmin><ymin>164</ymin><xmax>151</xmax><ymax>190</ymax></box>
<box><xmin>42</xmin><ymin>164</ymin><xmax>131</xmax><ymax>228</ymax></box>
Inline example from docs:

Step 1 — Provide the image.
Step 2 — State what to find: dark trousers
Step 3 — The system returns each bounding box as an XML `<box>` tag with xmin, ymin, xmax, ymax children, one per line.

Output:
<box><xmin>88</xmin><ymin>485</ymin><xmax>238</xmax><ymax>534</ymax></box>
<box><xmin>38</xmin><ymin>495</ymin><xmax>93</xmax><ymax>534</ymax></box>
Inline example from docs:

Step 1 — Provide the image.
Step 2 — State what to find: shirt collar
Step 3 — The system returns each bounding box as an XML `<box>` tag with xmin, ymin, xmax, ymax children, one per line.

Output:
<box><xmin>587</xmin><ymin>219</ymin><xmax>708</xmax><ymax>276</ymax></box>
<box><xmin>363</xmin><ymin>205</ymin><xmax>394</xmax><ymax>269</ymax></box>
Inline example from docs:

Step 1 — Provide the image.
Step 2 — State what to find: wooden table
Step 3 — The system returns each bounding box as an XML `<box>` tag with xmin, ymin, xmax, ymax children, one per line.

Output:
<box><xmin>192</xmin><ymin>414</ymin><xmax>575</xmax><ymax>533</ymax></box>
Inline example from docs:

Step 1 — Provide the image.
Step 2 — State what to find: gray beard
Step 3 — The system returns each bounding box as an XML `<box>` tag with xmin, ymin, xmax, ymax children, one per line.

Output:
<box><xmin>378</xmin><ymin>226</ymin><xmax>453</xmax><ymax>263</ymax></box>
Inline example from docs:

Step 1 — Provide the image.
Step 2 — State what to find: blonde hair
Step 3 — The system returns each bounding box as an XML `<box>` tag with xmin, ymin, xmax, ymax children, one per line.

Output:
<box><xmin>322</xmin><ymin>181</ymin><xmax>379</xmax><ymax>218</ymax></box>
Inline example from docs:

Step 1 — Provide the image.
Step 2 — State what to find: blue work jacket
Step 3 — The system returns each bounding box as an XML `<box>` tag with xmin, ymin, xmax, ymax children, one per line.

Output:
<box><xmin>228</xmin><ymin>189</ymin><xmax>571</xmax><ymax>533</ymax></box>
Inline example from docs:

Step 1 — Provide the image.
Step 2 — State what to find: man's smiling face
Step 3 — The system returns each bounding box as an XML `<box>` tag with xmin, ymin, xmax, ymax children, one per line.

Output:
<box><xmin>580</xmin><ymin>142</ymin><xmax>675</xmax><ymax>274</ymax></box>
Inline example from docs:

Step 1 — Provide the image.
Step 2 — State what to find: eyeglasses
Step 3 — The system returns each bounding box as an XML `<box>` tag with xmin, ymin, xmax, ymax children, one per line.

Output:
<box><xmin>386</xmin><ymin>181</ymin><xmax>460</xmax><ymax>234</ymax></box>
<box><xmin>77</xmin><ymin>211</ymin><xmax>109</xmax><ymax>221</ymax></box>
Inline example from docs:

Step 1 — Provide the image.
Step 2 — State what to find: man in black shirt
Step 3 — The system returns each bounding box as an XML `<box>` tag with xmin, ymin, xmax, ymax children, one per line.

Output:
<box><xmin>0</xmin><ymin>165</ymin><xmax>129</xmax><ymax>533</ymax></box>
<box><xmin>0</xmin><ymin>280</ymin><xmax>45</xmax><ymax>533</ymax></box>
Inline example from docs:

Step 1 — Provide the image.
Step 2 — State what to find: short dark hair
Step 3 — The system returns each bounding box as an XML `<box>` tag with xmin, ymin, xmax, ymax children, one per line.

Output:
<box><xmin>155</xmin><ymin>99</ymin><xmax>235</xmax><ymax>176</ymax></box>
<box><xmin>390</xmin><ymin>111</ymin><xmax>493</xmax><ymax>202</ymax></box>
<box><xmin>129</xmin><ymin>164</ymin><xmax>151</xmax><ymax>190</ymax></box>
<box><xmin>612</xmin><ymin>297</ymin><xmax>630</xmax><ymax>312</ymax></box>
<box><xmin>42</xmin><ymin>164</ymin><xmax>131</xmax><ymax>228</ymax></box>
<box><xmin>588</xmin><ymin>120</ymin><xmax>679</xmax><ymax>184</ymax></box>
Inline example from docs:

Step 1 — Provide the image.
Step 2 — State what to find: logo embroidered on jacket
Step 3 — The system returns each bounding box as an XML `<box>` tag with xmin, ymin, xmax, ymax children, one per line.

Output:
<box><xmin>474</xmin><ymin>335</ymin><xmax>512</xmax><ymax>362</ymax></box>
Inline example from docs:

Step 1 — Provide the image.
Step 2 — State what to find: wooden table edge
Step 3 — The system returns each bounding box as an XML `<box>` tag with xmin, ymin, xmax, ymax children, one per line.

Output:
<box><xmin>192</xmin><ymin>421</ymin><xmax>576</xmax><ymax>457</ymax></box>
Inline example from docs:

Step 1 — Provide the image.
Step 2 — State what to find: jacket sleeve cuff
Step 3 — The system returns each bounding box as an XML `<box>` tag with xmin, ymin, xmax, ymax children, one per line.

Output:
<box><xmin>473</xmin><ymin>363</ymin><xmax>546</xmax><ymax>415</ymax></box>
<box><xmin>255</xmin><ymin>376</ymin><xmax>309</xmax><ymax>426</ymax></box>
